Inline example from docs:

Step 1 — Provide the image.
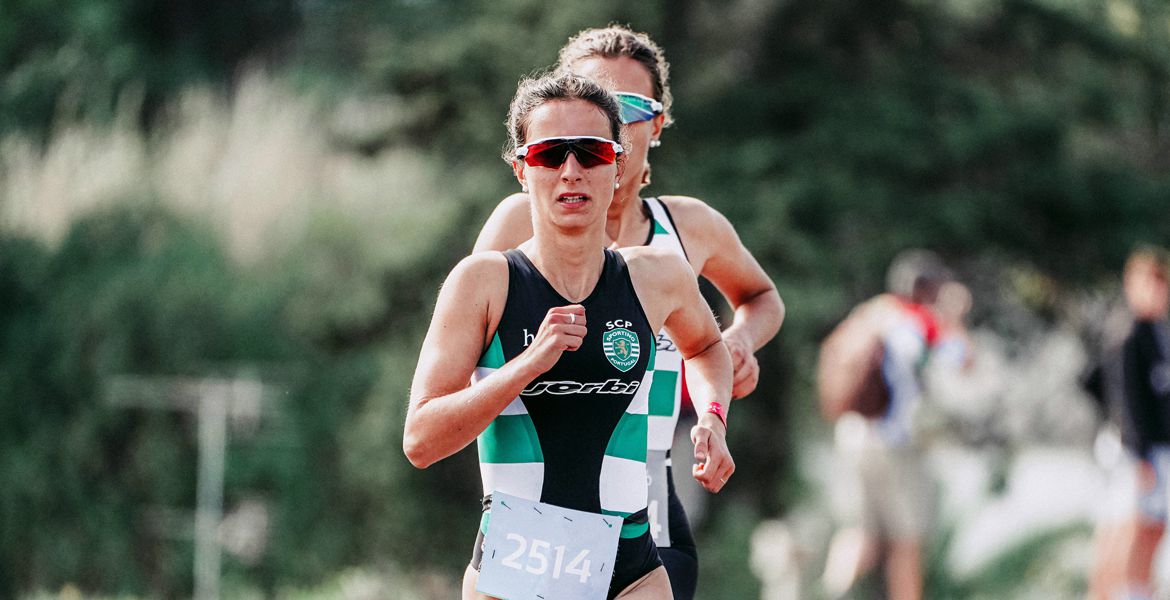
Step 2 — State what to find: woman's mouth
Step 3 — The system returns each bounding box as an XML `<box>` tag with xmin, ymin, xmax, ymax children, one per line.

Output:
<box><xmin>558</xmin><ymin>193</ymin><xmax>589</xmax><ymax>205</ymax></box>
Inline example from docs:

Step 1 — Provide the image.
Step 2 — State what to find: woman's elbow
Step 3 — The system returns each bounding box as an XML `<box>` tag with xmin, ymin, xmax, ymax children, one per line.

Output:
<box><xmin>402</xmin><ymin>431</ymin><xmax>435</xmax><ymax>469</ymax></box>
<box><xmin>691</xmin><ymin>335</ymin><xmax>729</xmax><ymax>362</ymax></box>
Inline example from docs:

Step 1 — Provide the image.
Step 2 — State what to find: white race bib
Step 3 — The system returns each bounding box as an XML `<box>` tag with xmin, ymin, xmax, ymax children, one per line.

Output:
<box><xmin>478</xmin><ymin>493</ymin><xmax>621</xmax><ymax>600</ymax></box>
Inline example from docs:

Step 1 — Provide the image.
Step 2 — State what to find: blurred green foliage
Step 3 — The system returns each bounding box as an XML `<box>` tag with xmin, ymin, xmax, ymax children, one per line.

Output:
<box><xmin>1</xmin><ymin>0</ymin><xmax>1169</xmax><ymax>597</ymax></box>
<box><xmin>0</xmin><ymin>0</ymin><xmax>298</xmax><ymax>134</ymax></box>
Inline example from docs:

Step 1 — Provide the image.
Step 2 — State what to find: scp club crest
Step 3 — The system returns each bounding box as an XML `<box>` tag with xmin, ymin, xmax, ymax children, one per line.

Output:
<box><xmin>602</xmin><ymin>327</ymin><xmax>640</xmax><ymax>372</ymax></box>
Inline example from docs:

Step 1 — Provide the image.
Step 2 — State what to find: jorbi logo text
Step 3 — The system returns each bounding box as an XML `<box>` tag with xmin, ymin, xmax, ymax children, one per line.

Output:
<box><xmin>521</xmin><ymin>379</ymin><xmax>641</xmax><ymax>396</ymax></box>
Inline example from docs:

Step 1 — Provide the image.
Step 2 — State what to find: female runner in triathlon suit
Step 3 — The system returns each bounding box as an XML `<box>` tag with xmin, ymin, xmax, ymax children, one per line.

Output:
<box><xmin>404</xmin><ymin>72</ymin><xmax>734</xmax><ymax>600</ymax></box>
<box><xmin>473</xmin><ymin>26</ymin><xmax>784</xmax><ymax>599</ymax></box>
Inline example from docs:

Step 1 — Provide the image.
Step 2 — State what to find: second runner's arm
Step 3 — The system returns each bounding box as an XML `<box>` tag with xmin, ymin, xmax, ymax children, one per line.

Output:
<box><xmin>664</xmin><ymin>196</ymin><xmax>783</xmax><ymax>399</ymax></box>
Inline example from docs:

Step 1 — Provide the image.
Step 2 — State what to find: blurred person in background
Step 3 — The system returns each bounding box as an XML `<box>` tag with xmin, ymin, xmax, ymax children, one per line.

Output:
<box><xmin>404</xmin><ymin>72</ymin><xmax>734</xmax><ymax>600</ymax></box>
<box><xmin>1085</xmin><ymin>246</ymin><xmax>1170</xmax><ymax>600</ymax></box>
<box><xmin>819</xmin><ymin>249</ymin><xmax>954</xmax><ymax>600</ymax></box>
<box><xmin>932</xmin><ymin>281</ymin><xmax>975</xmax><ymax>373</ymax></box>
<box><xmin>473</xmin><ymin>24</ymin><xmax>784</xmax><ymax>600</ymax></box>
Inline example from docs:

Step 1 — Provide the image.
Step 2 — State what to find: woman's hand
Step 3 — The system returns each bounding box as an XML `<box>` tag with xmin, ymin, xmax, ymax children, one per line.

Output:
<box><xmin>519</xmin><ymin>305</ymin><xmax>588</xmax><ymax>375</ymax></box>
<box><xmin>691</xmin><ymin>414</ymin><xmax>734</xmax><ymax>493</ymax></box>
<box><xmin>725</xmin><ymin>334</ymin><xmax>760</xmax><ymax>399</ymax></box>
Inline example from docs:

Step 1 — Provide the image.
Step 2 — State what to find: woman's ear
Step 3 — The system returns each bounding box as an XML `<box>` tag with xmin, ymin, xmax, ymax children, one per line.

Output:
<box><xmin>512</xmin><ymin>161</ymin><xmax>528</xmax><ymax>192</ymax></box>
<box><xmin>650</xmin><ymin>113</ymin><xmax>666</xmax><ymax>144</ymax></box>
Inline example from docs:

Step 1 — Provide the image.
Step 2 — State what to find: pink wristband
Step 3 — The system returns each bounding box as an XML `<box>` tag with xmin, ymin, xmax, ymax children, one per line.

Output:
<box><xmin>706</xmin><ymin>401</ymin><xmax>727</xmax><ymax>427</ymax></box>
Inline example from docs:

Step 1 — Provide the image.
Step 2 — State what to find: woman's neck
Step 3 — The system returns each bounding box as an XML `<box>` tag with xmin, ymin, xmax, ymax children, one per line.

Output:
<box><xmin>524</xmin><ymin>223</ymin><xmax>608</xmax><ymax>303</ymax></box>
<box><xmin>605</xmin><ymin>190</ymin><xmax>650</xmax><ymax>248</ymax></box>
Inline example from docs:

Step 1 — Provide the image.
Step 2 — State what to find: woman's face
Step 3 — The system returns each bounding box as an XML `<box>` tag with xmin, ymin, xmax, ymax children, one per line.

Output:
<box><xmin>1125</xmin><ymin>261</ymin><xmax>1170</xmax><ymax>320</ymax></box>
<box><xmin>514</xmin><ymin>98</ymin><xmax>621</xmax><ymax>233</ymax></box>
<box><xmin>571</xmin><ymin>56</ymin><xmax>664</xmax><ymax>194</ymax></box>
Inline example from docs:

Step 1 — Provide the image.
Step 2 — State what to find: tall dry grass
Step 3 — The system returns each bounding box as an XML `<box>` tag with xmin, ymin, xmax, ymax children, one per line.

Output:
<box><xmin>0</xmin><ymin>71</ymin><xmax>456</xmax><ymax>267</ymax></box>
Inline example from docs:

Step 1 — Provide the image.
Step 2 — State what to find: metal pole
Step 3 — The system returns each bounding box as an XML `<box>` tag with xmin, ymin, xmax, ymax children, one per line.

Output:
<box><xmin>105</xmin><ymin>374</ymin><xmax>278</xmax><ymax>599</ymax></box>
<box><xmin>194</xmin><ymin>385</ymin><xmax>227</xmax><ymax>600</ymax></box>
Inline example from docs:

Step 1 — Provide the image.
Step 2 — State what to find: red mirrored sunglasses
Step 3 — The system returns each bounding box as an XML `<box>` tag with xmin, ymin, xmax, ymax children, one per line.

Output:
<box><xmin>516</xmin><ymin>136</ymin><xmax>624</xmax><ymax>169</ymax></box>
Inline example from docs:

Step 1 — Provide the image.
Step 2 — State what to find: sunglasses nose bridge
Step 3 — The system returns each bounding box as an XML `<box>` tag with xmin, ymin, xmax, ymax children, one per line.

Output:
<box><xmin>558</xmin><ymin>149</ymin><xmax>586</xmax><ymax>178</ymax></box>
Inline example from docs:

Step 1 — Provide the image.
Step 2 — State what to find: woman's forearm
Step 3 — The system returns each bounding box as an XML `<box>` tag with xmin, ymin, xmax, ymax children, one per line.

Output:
<box><xmin>722</xmin><ymin>287</ymin><xmax>784</xmax><ymax>352</ymax></box>
<box><xmin>404</xmin><ymin>357</ymin><xmax>541</xmax><ymax>468</ymax></box>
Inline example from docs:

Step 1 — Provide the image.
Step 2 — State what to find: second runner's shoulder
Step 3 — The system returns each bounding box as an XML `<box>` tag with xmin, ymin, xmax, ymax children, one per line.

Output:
<box><xmin>473</xmin><ymin>192</ymin><xmax>533</xmax><ymax>253</ymax></box>
<box><xmin>656</xmin><ymin>195</ymin><xmax>740</xmax><ymax>265</ymax></box>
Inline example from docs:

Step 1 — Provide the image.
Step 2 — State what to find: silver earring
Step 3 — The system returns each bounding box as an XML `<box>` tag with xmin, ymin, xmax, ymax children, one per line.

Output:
<box><xmin>614</xmin><ymin>181</ymin><xmax>621</xmax><ymax>189</ymax></box>
<box><xmin>649</xmin><ymin>140</ymin><xmax>662</xmax><ymax>148</ymax></box>
<box><xmin>521</xmin><ymin>184</ymin><xmax>529</xmax><ymax>193</ymax></box>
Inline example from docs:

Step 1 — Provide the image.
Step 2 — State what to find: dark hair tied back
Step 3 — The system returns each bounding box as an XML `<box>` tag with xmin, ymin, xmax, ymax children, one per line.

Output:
<box><xmin>503</xmin><ymin>72</ymin><xmax>626</xmax><ymax>164</ymax></box>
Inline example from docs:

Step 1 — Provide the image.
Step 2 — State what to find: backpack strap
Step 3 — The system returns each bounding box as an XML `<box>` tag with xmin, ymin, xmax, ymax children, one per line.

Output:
<box><xmin>899</xmin><ymin>299</ymin><xmax>940</xmax><ymax>347</ymax></box>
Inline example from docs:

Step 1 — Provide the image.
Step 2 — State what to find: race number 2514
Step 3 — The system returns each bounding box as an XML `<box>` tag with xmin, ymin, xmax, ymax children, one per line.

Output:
<box><xmin>477</xmin><ymin>493</ymin><xmax>621</xmax><ymax>600</ymax></box>
<box><xmin>500</xmin><ymin>533</ymin><xmax>592</xmax><ymax>583</ymax></box>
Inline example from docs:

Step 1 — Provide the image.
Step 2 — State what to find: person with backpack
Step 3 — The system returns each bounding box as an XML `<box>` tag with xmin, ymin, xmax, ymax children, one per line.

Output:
<box><xmin>819</xmin><ymin>249</ymin><xmax>952</xmax><ymax>600</ymax></box>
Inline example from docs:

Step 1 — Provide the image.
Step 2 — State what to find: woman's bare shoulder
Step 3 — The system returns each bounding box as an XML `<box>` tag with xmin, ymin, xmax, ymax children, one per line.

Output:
<box><xmin>473</xmin><ymin>193</ymin><xmax>534</xmax><ymax>253</ymax></box>
<box><xmin>619</xmin><ymin>245</ymin><xmax>692</xmax><ymax>288</ymax></box>
<box><xmin>447</xmin><ymin>251</ymin><xmax>510</xmax><ymax>290</ymax></box>
<box><xmin>666</xmin><ymin>191</ymin><xmax>739</xmax><ymax>231</ymax></box>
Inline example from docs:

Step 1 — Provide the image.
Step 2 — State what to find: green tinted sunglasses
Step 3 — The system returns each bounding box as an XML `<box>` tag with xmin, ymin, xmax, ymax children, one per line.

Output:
<box><xmin>615</xmin><ymin>92</ymin><xmax>664</xmax><ymax>124</ymax></box>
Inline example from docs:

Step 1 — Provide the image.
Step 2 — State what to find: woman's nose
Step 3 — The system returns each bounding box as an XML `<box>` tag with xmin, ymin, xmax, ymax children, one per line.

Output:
<box><xmin>559</xmin><ymin>152</ymin><xmax>584</xmax><ymax>181</ymax></box>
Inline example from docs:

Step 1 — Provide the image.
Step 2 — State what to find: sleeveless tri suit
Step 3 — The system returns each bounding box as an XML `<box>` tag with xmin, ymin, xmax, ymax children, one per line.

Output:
<box><xmin>469</xmin><ymin>248</ymin><xmax>660</xmax><ymax>598</ymax></box>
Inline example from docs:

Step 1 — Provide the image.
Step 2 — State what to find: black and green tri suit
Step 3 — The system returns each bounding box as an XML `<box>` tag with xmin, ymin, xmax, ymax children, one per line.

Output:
<box><xmin>469</xmin><ymin>248</ymin><xmax>660</xmax><ymax>598</ymax></box>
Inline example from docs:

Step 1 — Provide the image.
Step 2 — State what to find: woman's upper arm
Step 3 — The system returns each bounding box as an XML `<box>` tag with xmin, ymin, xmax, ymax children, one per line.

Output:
<box><xmin>409</xmin><ymin>254</ymin><xmax>507</xmax><ymax>405</ymax></box>
<box><xmin>472</xmin><ymin>193</ymin><xmax>534</xmax><ymax>253</ymax></box>
<box><xmin>664</xmin><ymin>196</ymin><xmax>777</xmax><ymax>308</ymax></box>
<box><xmin>663</xmin><ymin>274</ymin><xmax>724</xmax><ymax>358</ymax></box>
<box><xmin>626</xmin><ymin>247</ymin><xmax>722</xmax><ymax>358</ymax></box>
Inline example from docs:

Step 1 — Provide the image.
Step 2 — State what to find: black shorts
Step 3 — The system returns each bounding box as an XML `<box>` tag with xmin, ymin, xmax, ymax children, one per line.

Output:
<box><xmin>469</xmin><ymin>496</ymin><xmax>662</xmax><ymax>600</ymax></box>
